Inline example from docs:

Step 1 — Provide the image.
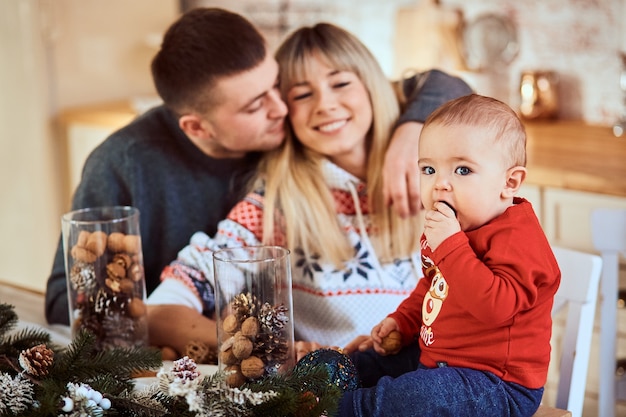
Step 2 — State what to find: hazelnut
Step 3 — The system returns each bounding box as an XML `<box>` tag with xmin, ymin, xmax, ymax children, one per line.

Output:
<box><xmin>380</xmin><ymin>330</ymin><xmax>403</xmax><ymax>355</ymax></box>
<box><xmin>108</xmin><ymin>232</ymin><xmax>126</xmax><ymax>252</ymax></box>
<box><xmin>241</xmin><ymin>316</ymin><xmax>259</xmax><ymax>339</ymax></box>
<box><xmin>76</xmin><ymin>230</ymin><xmax>91</xmax><ymax>247</ymax></box>
<box><xmin>240</xmin><ymin>356</ymin><xmax>265</xmax><ymax>379</ymax></box>
<box><xmin>86</xmin><ymin>231</ymin><xmax>107</xmax><ymax>256</ymax></box>
<box><xmin>70</xmin><ymin>246</ymin><xmax>97</xmax><ymax>263</ymax></box>
<box><xmin>232</xmin><ymin>337</ymin><xmax>253</xmax><ymax>360</ymax></box>
<box><xmin>124</xmin><ymin>234</ymin><xmax>141</xmax><ymax>254</ymax></box>
<box><xmin>222</xmin><ymin>314</ymin><xmax>239</xmax><ymax>334</ymax></box>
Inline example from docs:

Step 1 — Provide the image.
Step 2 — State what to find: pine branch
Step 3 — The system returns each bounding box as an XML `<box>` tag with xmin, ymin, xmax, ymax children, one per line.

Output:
<box><xmin>51</xmin><ymin>330</ymin><xmax>161</xmax><ymax>385</ymax></box>
<box><xmin>0</xmin><ymin>303</ymin><xmax>18</xmax><ymax>339</ymax></box>
<box><xmin>0</xmin><ymin>327</ymin><xmax>53</xmax><ymax>358</ymax></box>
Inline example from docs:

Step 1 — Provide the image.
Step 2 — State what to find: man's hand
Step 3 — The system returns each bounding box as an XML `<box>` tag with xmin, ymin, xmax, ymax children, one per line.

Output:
<box><xmin>383</xmin><ymin>122</ymin><xmax>424</xmax><ymax>218</ymax></box>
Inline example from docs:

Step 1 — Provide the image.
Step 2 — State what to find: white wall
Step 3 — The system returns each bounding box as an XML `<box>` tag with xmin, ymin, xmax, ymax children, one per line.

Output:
<box><xmin>0</xmin><ymin>0</ymin><xmax>178</xmax><ymax>292</ymax></box>
<box><xmin>0</xmin><ymin>0</ymin><xmax>63</xmax><ymax>292</ymax></box>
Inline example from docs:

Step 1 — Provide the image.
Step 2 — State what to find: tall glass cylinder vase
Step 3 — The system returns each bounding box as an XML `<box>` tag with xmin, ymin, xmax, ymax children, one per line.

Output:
<box><xmin>213</xmin><ymin>246</ymin><xmax>294</xmax><ymax>388</ymax></box>
<box><xmin>62</xmin><ymin>206</ymin><xmax>148</xmax><ymax>350</ymax></box>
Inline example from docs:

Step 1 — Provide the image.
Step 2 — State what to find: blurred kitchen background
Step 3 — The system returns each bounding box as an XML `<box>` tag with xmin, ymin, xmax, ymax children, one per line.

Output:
<box><xmin>2</xmin><ymin>0</ymin><xmax>624</xmax><ymax>291</ymax></box>
<box><xmin>1</xmin><ymin>0</ymin><xmax>625</xmax><ymax>414</ymax></box>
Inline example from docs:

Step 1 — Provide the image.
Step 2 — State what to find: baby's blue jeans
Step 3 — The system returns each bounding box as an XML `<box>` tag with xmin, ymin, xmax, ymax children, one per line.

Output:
<box><xmin>340</xmin><ymin>343</ymin><xmax>543</xmax><ymax>417</ymax></box>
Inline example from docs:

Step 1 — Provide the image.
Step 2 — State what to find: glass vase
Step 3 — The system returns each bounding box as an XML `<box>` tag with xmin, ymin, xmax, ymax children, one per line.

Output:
<box><xmin>213</xmin><ymin>246</ymin><xmax>294</xmax><ymax>387</ymax></box>
<box><xmin>62</xmin><ymin>206</ymin><xmax>148</xmax><ymax>350</ymax></box>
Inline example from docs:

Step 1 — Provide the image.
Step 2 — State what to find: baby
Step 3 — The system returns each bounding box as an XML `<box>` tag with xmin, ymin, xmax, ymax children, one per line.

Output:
<box><xmin>341</xmin><ymin>94</ymin><xmax>561</xmax><ymax>417</ymax></box>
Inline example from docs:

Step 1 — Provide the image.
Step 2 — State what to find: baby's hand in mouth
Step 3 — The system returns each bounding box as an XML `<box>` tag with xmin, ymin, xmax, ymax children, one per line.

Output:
<box><xmin>438</xmin><ymin>201</ymin><xmax>457</xmax><ymax>217</ymax></box>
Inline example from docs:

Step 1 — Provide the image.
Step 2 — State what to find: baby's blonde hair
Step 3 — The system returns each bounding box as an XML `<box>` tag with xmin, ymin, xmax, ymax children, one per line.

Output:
<box><xmin>425</xmin><ymin>94</ymin><xmax>527</xmax><ymax>168</ymax></box>
<box><xmin>258</xmin><ymin>23</ymin><xmax>421</xmax><ymax>266</ymax></box>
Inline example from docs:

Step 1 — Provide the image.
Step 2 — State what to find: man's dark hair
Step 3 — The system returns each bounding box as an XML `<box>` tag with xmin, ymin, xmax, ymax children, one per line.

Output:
<box><xmin>151</xmin><ymin>8</ymin><xmax>267</xmax><ymax>115</ymax></box>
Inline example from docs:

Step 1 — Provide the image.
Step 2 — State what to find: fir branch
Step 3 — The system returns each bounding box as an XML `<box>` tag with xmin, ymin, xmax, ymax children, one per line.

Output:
<box><xmin>248</xmin><ymin>365</ymin><xmax>342</xmax><ymax>417</ymax></box>
<box><xmin>0</xmin><ymin>327</ymin><xmax>53</xmax><ymax>358</ymax></box>
<box><xmin>51</xmin><ymin>330</ymin><xmax>161</xmax><ymax>384</ymax></box>
<box><xmin>110</xmin><ymin>394</ymin><xmax>169</xmax><ymax>417</ymax></box>
<box><xmin>0</xmin><ymin>303</ymin><xmax>18</xmax><ymax>339</ymax></box>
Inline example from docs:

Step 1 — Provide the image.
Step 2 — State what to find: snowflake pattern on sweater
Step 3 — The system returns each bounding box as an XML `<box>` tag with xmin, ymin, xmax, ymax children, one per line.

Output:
<box><xmin>158</xmin><ymin>160</ymin><xmax>423</xmax><ymax>347</ymax></box>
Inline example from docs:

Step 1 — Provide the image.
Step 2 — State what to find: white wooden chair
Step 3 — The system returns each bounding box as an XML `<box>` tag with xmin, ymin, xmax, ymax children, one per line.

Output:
<box><xmin>533</xmin><ymin>246</ymin><xmax>602</xmax><ymax>417</ymax></box>
<box><xmin>591</xmin><ymin>208</ymin><xmax>626</xmax><ymax>417</ymax></box>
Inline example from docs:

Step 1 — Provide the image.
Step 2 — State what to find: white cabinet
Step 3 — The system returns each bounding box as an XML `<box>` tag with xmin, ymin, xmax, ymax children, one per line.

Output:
<box><xmin>541</xmin><ymin>187</ymin><xmax>626</xmax><ymax>254</ymax></box>
<box><xmin>519</xmin><ymin>184</ymin><xmax>543</xmax><ymax>222</ymax></box>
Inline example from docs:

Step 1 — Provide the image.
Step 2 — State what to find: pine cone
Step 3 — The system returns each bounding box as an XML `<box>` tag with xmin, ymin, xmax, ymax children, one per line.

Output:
<box><xmin>253</xmin><ymin>332</ymin><xmax>289</xmax><ymax>366</ymax></box>
<box><xmin>259</xmin><ymin>303</ymin><xmax>289</xmax><ymax>334</ymax></box>
<box><xmin>18</xmin><ymin>344</ymin><xmax>54</xmax><ymax>377</ymax></box>
<box><xmin>171</xmin><ymin>356</ymin><xmax>199</xmax><ymax>382</ymax></box>
<box><xmin>231</xmin><ymin>292</ymin><xmax>257</xmax><ymax>321</ymax></box>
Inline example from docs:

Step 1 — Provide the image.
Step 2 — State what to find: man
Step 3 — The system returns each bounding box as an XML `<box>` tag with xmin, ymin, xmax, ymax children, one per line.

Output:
<box><xmin>45</xmin><ymin>8</ymin><xmax>472</xmax><ymax>337</ymax></box>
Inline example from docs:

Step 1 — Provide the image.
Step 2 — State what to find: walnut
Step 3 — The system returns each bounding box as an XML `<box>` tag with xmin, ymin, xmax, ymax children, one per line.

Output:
<box><xmin>241</xmin><ymin>316</ymin><xmax>259</xmax><ymax>339</ymax></box>
<box><xmin>240</xmin><ymin>356</ymin><xmax>265</xmax><ymax>379</ymax></box>
<box><xmin>225</xmin><ymin>365</ymin><xmax>246</xmax><ymax>387</ymax></box>
<box><xmin>222</xmin><ymin>314</ymin><xmax>239</xmax><ymax>334</ymax></box>
<box><xmin>380</xmin><ymin>330</ymin><xmax>402</xmax><ymax>355</ymax></box>
<box><xmin>232</xmin><ymin>336</ymin><xmax>253</xmax><ymax>360</ymax></box>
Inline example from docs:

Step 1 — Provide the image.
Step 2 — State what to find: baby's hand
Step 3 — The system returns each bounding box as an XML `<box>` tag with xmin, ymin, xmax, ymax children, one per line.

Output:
<box><xmin>423</xmin><ymin>201</ymin><xmax>461</xmax><ymax>250</ymax></box>
<box><xmin>371</xmin><ymin>318</ymin><xmax>400</xmax><ymax>355</ymax></box>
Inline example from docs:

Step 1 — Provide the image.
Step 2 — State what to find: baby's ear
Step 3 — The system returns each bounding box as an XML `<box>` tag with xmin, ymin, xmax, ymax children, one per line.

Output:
<box><xmin>502</xmin><ymin>166</ymin><xmax>527</xmax><ymax>199</ymax></box>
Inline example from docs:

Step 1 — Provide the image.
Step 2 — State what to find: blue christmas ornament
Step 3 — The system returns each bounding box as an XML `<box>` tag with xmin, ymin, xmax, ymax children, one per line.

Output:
<box><xmin>295</xmin><ymin>348</ymin><xmax>359</xmax><ymax>391</ymax></box>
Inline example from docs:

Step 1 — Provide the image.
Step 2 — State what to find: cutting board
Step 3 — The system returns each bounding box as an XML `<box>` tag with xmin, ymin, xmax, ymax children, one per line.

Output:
<box><xmin>393</xmin><ymin>0</ymin><xmax>466</xmax><ymax>78</ymax></box>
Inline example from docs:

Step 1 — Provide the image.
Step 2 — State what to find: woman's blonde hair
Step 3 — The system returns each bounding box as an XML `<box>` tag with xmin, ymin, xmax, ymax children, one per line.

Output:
<box><xmin>258</xmin><ymin>23</ymin><xmax>421</xmax><ymax>267</ymax></box>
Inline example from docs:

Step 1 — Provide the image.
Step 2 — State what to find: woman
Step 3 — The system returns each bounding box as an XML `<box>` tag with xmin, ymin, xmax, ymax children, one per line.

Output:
<box><xmin>147</xmin><ymin>23</ymin><xmax>471</xmax><ymax>357</ymax></box>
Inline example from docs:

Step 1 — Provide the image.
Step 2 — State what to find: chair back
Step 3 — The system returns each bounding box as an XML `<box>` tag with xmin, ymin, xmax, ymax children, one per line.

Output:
<box><xmin>550</xmin><ymin>246</ymin><xmax>602</xmax><ymax>417</ymax></box>
<box><xmin>591</xmin><ymin>208</ymin><xmax>626</xmax><ymax>417</ymax></box>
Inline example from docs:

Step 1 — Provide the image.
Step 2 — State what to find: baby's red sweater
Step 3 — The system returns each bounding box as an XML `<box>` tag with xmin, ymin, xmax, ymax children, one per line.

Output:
<box><xmin>390</xmin><ymin>198</ymin><xmax>560</xmax><ymax>389</ymax></box>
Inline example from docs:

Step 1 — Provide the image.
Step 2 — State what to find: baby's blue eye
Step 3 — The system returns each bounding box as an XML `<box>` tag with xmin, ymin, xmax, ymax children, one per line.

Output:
<box><xmin>455</xmin><ymin>166</ymin><xmax>471</xmax><ymax>175</ymax></box>
<box><xmin>421</xmin><ymin>166</ymin><xmax>435</xmax><ymax>175</ymax></box>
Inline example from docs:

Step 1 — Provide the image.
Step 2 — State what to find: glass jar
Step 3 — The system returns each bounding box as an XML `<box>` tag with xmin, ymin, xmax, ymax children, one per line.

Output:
<box><xmin>62</xmin><ymin>206</ymin><xmax>148</xmax><ymax>350</ymax></box>
<box><xmin>213</xmin><ymin>246</ymin><xmax>294</xmax><ymax>387</ymax></box>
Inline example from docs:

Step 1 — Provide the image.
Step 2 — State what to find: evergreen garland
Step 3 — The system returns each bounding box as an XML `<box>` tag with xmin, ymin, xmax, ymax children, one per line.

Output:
<box><xmin>0</xmin><ymin>303</ymin><xmax>344</xmax><ymax>417</ymax></box>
